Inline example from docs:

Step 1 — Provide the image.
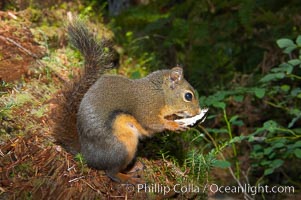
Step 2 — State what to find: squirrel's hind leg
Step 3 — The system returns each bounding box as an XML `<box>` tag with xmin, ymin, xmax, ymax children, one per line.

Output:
<box><xmin>123</xmin><ymin>158</ymin><xmax>146</xmax><ymax>174</ymax></box>
<box><xmin>108</xmin><ymin>113</ymin><xmax>148</xmax><ymax>184</ymax></box>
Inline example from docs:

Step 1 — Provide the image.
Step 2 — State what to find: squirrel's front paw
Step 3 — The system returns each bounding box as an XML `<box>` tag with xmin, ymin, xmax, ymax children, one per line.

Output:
<box><xmin>164</xmin><ymin>120</ymin><xmax>188</xmax><ymax>132</ymax></box>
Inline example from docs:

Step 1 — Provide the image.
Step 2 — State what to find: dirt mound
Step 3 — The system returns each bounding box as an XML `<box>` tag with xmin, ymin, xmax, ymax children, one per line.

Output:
<box><xmin>0</xmin><ymin>133</ymin><xmax>150</xmax><ymax>199</ymax></box>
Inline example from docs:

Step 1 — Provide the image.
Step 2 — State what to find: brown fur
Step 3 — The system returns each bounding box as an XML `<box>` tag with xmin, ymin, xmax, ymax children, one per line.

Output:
<box><xmin>112</xmin><ymin>114</ymin><xmax>148</xmax><ymax>166</ymax></box>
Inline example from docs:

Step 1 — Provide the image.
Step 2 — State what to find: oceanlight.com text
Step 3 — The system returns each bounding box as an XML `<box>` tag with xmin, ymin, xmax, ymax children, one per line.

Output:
<box><xmin>208</xmin><ymin>184</ymin><xmax>295</xmax><ymax>196</ymax></box>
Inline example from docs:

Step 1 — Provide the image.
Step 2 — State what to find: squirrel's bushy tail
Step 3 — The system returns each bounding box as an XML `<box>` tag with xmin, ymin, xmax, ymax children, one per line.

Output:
<box><xmin>67</xmin><ymin>20</ymin><xmax>114</xmax><ymax>76</ymax></box>
<box><xmin>52</xmin><ymin>19</ymin><xmax>116</xmax><ymax>154</ymax></box>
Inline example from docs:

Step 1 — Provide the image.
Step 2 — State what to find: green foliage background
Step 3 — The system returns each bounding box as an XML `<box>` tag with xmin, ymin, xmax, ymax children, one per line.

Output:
<box><xmin>109</xmin><ymin>0</ymin><xmax>301</xmax><ymax>92</ymax></box>
<box><xmin>3</xmin><ymin>0</ymin><xmax>300</xmax><ymax>198</ymax></box>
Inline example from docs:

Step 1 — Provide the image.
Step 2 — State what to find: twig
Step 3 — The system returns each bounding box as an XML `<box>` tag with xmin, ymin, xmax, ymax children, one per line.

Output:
<box><xmin>80</xmin><ymin>179</ymin><xmax>101</xmax><ymax>193</ymax></box>
<box><xmin>0</xmin><ymin>186</ymin><xmax>5</xmax><ymax>194</ymax></box>
<box><xmin>227</xmin><ymin>164</ymin><xmax>253</xmax><ymax>200</ymax></box>
<box><xmin>0</xmin><ymin>149</ymin><xmax>4</xmax><ymax>157</ymax></box>
<box><xmin>242</xmin><ymin>168</ymin><xmax>251</xmax><ymax>186</ymax></box>
<box><xmin>67</xmin><ymin>165</ymin><xmax>75</xmax><ymax>172</ymax></box>
<box><xmin>68</xmin><ymin>175</ymin><xmax>85</xmax><ymax>183</ymax></box>
<box><xmin>8</xmin><ymin>12</ymin><xmax>18</xmax><ymax>20</ymax></box>
<box><xmin>0</xmin><ymin>35</ymin><xmax>39</xmax><ymax>59</ymax></box>
<box><xmin>110</xmin><ymin>195</ymin><xmax>126</xmax><ymax>198</ymax></box>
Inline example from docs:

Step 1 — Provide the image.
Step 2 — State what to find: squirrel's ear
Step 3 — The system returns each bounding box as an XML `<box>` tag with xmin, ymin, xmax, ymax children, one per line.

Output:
<box><xmin>169</xmin><ymin>66</ymin><xmax>183</xmax><ymax>89</ymax></box>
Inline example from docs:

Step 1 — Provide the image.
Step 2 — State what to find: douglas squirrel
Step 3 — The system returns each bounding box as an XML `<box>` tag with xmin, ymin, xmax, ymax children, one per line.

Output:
<box><xmin>54</xmin><ymin>19</ymin><xmax>207</xmax><ymax>184</ymax></box>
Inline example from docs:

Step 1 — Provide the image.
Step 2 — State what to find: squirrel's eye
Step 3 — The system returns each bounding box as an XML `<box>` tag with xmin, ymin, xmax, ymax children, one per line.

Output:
<box><xmin>184</xmin><ymin>91</ymin><xmax>193</xmax><ymax>102</ymax></box>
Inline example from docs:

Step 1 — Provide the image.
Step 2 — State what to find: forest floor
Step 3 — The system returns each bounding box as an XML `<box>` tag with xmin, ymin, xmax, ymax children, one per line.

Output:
<box><xmin>0</xmin><ymin>8</ymin><xmax>208</xmax><ymax>200</ymax></box>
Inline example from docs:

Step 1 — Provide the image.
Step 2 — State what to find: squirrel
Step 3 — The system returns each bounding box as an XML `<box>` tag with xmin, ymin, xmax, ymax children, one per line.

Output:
<box><xmin>54</xmin><ymin>19</ymin><xmax>202</xmax><ymax>184</ymax></box>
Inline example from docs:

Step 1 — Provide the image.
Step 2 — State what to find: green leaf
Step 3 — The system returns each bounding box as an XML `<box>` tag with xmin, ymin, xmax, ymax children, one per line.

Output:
<box><xmin>264</xmin><ymin>168</ymin><xmax>274</xmax><ymax>176</ymax></box>
<box><xmin>291</xmin><ymin>88</ymin><xmax>301</xmax><ymax>97</ymax></box>
<box><xmin>214</xmin><ymin>91</ymin><xmax>227</xmax><ymax>101</ymax></box>
<box><xmin>268</xmin><ymin>152</ymin><xmax>276</xmax><ymax>159</ymax></box>
<box><xmin>294</xmin><ymin>148</ymin><xmax>301</xmax><ymax>159</ymax></box>
<box><xmin>293</xmin><ymin>141</ymin><xmax>301</xmax><ymax>148</ymax></box>
<box><xmin>274</xmin><ymin>142</ymin><xmax>285</xmax><ymax>148</ymax></box>
<box><xmin>213</xmin><ymin>102</ymin><xmax>226</xmax><ymax>109</ymax></box>
<box><xmin>264</xmin><ymin>147</ymin><xmax>273</xmax><ymax>155</ymax></box>
<box><xmin>271</xmin><ymin>159</ymin><xmax>284</xmax><ymax>168</ymax></box>
<box><xmin>288</xmin><ymin>116</ymin><xmax>300</xmax><ymax>128</ymax></box>
<box><xmin>280</xmin><ymin>85</ymin><xmax>290</xmax><ymax>92</ymax></box>
<box><xmin>263</xmin><ymin>120</ymin><xmax>278</xmax><ymax>133</ymax></box>
<box><xmin>248</xmin><ymin>135</ymin><xmax>255</xmax><ymax>142</ymax></box>
<box><xmin>229</xmin><ymin>115</ymin><xmax>239</xmax><ymax>123</ymax></box>
<box><xmin>260</xmin><ymin>160</ymin><xmax>271</xmax><ymax>166</ymax></box>
<box><xmin>276</xmin><ymin>38</ymin><xmax>295</xmax><ymax>48</ymax></box>
<box><xmin>213</xmin><ymin>160</ymin><xmax>231</xmax><ymax>168</ymax></box>
<box><xmin>232</xmin><ymin>120</ymin><xmax>244</xmax><ymax>126</ymax></box>
<box><xmin>254</xmin><ymin>88</ymin><xmax>265</xmax><ymax>98</ymax></box>
<box><xmin>277</xmin><ymin>63</ymin><xmax>294</xmax><ymax>74</ymax></box>
<box><xmin>288</xmin><ymin>59</ymin><xmax>301</xmax><ymax>66</ymax></box>
<box><xmin>296</xmin><ymin>35</ymin><xmax>301</xmax><ymax>46</ymax></box>
<box><xmin>204</xmin><ymin>91</ymin><xmax>227</xmax><ymax>107</ymax></box>
<box><xmin>283</xmin><ymin>46</ymin><xmax>297</xmax><ymax>54</ymax></box>
<box><xmin>234</xmin><ymin>95</ymin><xmax>244</xmax><ymax>102</ymax></box>
<box><xmin>228</xmin><ymin>136</ymin><xmax>246</xmax><ymax>144</ymax></box>
<box><xmin>126</xmin><ymin>31</ymin><xmax>133</xmax><ymax>38</ymax></box>
<box><xmin>253</xmin><ymin>144</ymin><xmax>263</xmax><ymax>151</ymax></box>
<box><xmin>260</xmin><ymin>72</ymin><xmax>285</xmax><ymax>82</ymax></box>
